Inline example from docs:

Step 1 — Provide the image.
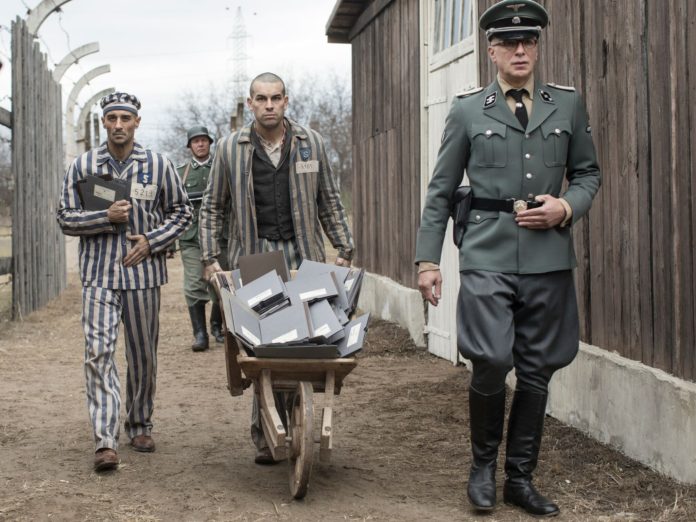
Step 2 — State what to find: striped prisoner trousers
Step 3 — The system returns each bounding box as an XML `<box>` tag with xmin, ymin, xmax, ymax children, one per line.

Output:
<box><xmin>81</xmin><ymin>286</ymin><xmax>160</xmax><ymax>450</ymax></box>
<box><xmin>250</xmin><ymin>237</ymin><xmax>301</xmax><ymax>451</ymax></box>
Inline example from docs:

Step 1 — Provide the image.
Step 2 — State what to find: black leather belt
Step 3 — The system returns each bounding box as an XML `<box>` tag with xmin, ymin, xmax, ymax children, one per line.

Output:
<box><xmin>471</xmin><ymin>197</ymin><xmax>543</xmax><ymax>214</ymax></box>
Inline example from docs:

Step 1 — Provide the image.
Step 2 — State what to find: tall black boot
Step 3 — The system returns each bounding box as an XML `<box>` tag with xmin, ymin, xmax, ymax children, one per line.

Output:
<box><xmin>210</xmin><ymin>302</ymin><xmax>225</xmax><ymax>343</ymax></box>
<box><xmin>503</xmin><ymin>390</ymin><xmax>559</xmax><ymax>517</ymax></box>
<box><xmin>188</xmin><ymin>302</ymin><xmax>209</xmax><ymax>352</ymax></box>
<box><xmin>467</xmin><ymin>387</ymin><xmax>506</xmax><ymax>511</ymax></box>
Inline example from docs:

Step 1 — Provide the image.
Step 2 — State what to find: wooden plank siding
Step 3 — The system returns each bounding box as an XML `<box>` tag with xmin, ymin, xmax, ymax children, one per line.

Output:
<box><xmin>349</xmin><ymin>0</ymin><xmax>421</xmax><ymax>288</ymax></box>
<box><xmin>10</xmin><ymin>18</ymin><xmax>66</xmax><ymax>319</ymax></box>
<box><xmin>477</xmin><ymin>0</ymin><xmax>695</xmax><ymax>382</ymax></box>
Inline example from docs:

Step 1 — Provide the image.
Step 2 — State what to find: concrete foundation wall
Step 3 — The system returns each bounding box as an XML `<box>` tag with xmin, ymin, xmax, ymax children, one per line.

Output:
<box><xmin>357</xmin><ymin>272</ymin><xmax>426</xmax><ymax>347</ymax></box>
<box><xmin>548</xmin><ymin>342</ymin><xmax>696</xmax><ymax>485</ymax></box>
<box><xmin>359</xmin><ymin>271</ymin><xmax>696</xmax><ymax>484</ymax></box>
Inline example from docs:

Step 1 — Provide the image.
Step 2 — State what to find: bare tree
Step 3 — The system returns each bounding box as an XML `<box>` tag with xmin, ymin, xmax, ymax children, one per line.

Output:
<box><xmin>157</xmin><ymin>83</ymin><xmax>238</xmax><ymax>166</ymax></box>
<box><xmin>285</xmin><ymin>72</ymin><xmax>352</xmax><ymax>203</ymax></box>
<box><xmin>157</xmin><ymin>73</ymin><xmax>352</xmax><ymax>209</ymax></box>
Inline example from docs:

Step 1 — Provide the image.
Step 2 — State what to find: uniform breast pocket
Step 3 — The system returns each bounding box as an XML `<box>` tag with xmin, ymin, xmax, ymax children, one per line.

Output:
<box><xmin>541</xmin><ymin>120</ymin><xmax>572</xmax><ymax>167</ymax></box>
<box><xmin>471</xmin><ymin>123</ymin><xmax>507</xmax><ymax>168</ymax></box>
<box><xmin>467</xmin><ymin>210</ymin><xmax>499</xmax><ymax>227</ymax></box>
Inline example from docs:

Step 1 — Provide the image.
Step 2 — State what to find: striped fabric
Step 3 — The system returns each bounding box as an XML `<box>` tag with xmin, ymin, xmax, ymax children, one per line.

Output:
<box><xmin>199</xmin><ymin>118</ymin><xmax>353</xmax><ymax>269</ymax></box>
<box><xmin>82</xmin><ymin>286</ymin><xmax>160</xmax><ymax>450</ymax></box>
<box><xmin>57</xmin><ymin>143</ymin><xmax>192</xmax><ymax>289</ymax></box>
<box><xmin>259</xmin><ymin>237</ymin><xmax>302</xmax><ymax>269</ymax></box>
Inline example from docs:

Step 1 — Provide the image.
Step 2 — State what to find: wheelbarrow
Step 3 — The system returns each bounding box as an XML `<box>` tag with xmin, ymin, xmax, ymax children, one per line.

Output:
<box><xmin>212</xmin><ymin>272</ymin><xmax>358</xmax><ymax>499</ymax></box>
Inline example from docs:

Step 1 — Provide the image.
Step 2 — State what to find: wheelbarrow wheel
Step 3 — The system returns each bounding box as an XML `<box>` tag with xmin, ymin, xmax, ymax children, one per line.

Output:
<box><xmin>288</xmin><ymin>381</ymin><xmax>314</xmax><ymax>499</ymax></box>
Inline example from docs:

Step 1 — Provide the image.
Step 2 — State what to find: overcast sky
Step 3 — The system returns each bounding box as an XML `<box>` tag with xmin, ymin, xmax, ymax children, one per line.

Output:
<box><xmin>0</xmin><ymin>0</ymin><xmax>350</xmax><ymax>148</ymax></box>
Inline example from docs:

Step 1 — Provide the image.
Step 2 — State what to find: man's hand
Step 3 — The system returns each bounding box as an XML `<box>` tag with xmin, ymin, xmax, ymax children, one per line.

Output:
<box><xmin>123</xmin><ymin>234</ymin><xmax>150</xmax><ymax>267</ymax></box>
<box><xmin>335</xmin><ymin>256</ymin><xmax>351</xmax><ymax>268</ymax></box>
<box><xmin>418</xmin><ymin>269</ymin><xmax>442</xmax><ymax>307</ymax></box>
<box><xmin>107</xmin><ymin>200</ymin><xmax>131</xmax><ymax>223</ymax></box>
<box><xmin>204</xmin><ymin>261</ymin><xmax>223</xmax><ymax>281</ymax></box>
<box><xmin>515</xmin><ymin>194</ymin><xmax>566</xmax><ymax>229</ymax></box>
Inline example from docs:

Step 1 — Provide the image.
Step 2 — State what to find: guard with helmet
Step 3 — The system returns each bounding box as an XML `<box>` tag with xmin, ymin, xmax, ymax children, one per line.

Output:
<box><xmin>177</xmin><ymin>125</ymin><xmax>228</xmax><ymax>351</ymax></box>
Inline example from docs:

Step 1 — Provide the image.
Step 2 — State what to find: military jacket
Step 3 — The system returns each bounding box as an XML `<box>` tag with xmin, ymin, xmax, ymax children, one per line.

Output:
<box><xmin>415</xmin><ymin>80</ymin><xmax>601</xmax><ymax>274</ymax></box>
<box><xmin>177</xmin><ymin>158</ymin><xmax>211</xmax><ymax>243</ymax></box>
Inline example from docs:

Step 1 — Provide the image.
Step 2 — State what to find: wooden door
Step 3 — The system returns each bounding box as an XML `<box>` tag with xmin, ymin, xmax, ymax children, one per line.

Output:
<box><xmin>421</xmin><ymin>0</ymin><xmax>479</xmax><ymax>363</ymax></box>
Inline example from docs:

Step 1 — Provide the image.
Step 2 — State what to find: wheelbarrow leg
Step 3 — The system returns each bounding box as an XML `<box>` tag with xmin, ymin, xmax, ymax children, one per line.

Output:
<box><xmin>289</xmin><ymin>381</ymin><xmax>314</xmax><ymax>499</ymax></box>
<box><xmin>258</xmin><ymin>369</ymin><xmax>287</xmax><ymax>461</ymax></box>
<box><xmin>320</xmin><ymin>370</ymin><xmax>335</xmax><ymax>463</ymax></box>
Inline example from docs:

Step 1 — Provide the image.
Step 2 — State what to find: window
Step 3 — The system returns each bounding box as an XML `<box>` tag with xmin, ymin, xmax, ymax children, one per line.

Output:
<box><xmin>433</xmin><ymin>0</ymin><xmax>474</xmax><ymax>54</ymax></box>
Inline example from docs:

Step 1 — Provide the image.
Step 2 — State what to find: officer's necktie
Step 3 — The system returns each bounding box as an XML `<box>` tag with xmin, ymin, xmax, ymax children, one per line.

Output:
<box><xmin>507</xmin><ymin>88</ymin><xmax>529</xmax><ymax>129</ymax></box>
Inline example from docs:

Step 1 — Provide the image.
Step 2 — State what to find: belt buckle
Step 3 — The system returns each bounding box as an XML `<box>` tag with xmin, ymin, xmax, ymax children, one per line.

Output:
<box><xmin>512</xmin><ymin>199</ymin><xmax>528</xmax><ymax>214</ymax></box>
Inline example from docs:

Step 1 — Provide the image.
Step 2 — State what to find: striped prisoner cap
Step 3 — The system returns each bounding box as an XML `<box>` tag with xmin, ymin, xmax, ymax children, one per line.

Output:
<box><xmin>100</xmin><ymin>92</ymin><xmax>141</xmax><ymax>115</ymax></box>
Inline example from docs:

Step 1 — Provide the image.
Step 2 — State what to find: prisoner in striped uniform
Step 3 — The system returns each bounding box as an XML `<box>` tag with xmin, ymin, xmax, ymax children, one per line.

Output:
<box><xmin>57</xmin><ymin>92</ymin><xmax>192</xmax><ymax>472</ymax></box>
<box><xmin>198</xmin><ymin>72</ymin><xmax>354</xmax><ymax>465</ymax></box>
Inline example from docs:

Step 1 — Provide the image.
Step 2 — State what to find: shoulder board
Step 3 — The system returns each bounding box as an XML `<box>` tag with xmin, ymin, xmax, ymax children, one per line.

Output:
<box><xmin>547</xmin><ymin>82</ymin><xmax>576</xmax><ymax>92</ymax></box>
<box><xmin>456</xmin><ymin>86</ymin><xmax>484</xmax><ymax>98</ymax></box>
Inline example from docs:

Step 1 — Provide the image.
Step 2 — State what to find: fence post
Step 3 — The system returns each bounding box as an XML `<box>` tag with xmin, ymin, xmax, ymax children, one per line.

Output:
<box><xmin>76</xmin><ymin>87</ymin><xmax>114</xmax><ymax>152</ymax></box>
<box><xmin>63</xmin><ymin>65</ymin><xmax>110</xmax><ymax>164</ymax></box>
<box><xmin>53</xmin><ymin>42</ymin><xmax>99</xmax><ymax>82</ymax></box>
<box><xmin>25</xmin><ymin>0</ymin><xmax>72</xmax><ymax>35</ymax></box>
<box><xmin>10</xmin><ymin>6</ymin><xmax>69</xmax><ymax>319</ymax></box>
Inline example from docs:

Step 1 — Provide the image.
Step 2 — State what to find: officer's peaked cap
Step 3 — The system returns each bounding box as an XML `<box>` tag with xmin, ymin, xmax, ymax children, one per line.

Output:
<box><xmin>479</xmin><ymin>0</ymin><xmax>548</xmax><ymax>41</ymax></box>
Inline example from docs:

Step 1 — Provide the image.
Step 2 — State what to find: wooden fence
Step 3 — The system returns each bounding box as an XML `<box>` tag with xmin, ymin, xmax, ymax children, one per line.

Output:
<box><xmin>11</xmin><ymin>18</ymin><xmax>66</xmax><ymax>319</ymax></box>
<box><xmin>478</xmin><ymin>0</ymin><xmax>696</xmax><ymax>382</ymax></box>
<box><xmin>350</xmin><ymin>0</ymin><xmax>421</xmax><ymax>289</ymax></box>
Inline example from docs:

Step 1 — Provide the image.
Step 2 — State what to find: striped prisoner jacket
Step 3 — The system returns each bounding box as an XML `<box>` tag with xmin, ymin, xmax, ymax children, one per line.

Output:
<box><xmin>57</xmin><ymin>142</ymin><xmax>192</xmax><ymax>289</ymax></box>
<box><xmin>199</xmin><ymin>118</ymin><xmax>353</xmax><ymax>268</ymax></box>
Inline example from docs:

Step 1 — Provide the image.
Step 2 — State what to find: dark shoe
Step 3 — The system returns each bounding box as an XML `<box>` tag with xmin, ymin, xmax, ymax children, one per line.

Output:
<box><xmin>467</xmin><ymin>387</ymin><xmax>506</xmax><ymax>511</ymax></box>
<box><xmin>188</xmin><ymin>302</ymin><xmax>209</xmax><ymax>352</ymax></box>
<box><xmin>504</xmin><ymin>390</ymin><xmax>558</xmax><ymax>516</ymax></box>
<box><xmin>94</xmin><ymin>448</ymin><xmax>119</xmax><ymax>471</ymax></box>
<box><xmin>504</xmin><ymin>479</ymin><xmax>559</xmax><ymax>517</ymax></box>
<box><xmin>210</xmin><ymin>303</ymin><xmax>225</xmax><ymax>343</ymax></box>
<box><xmin>254</xmin><ymin>447</ymin><xmax>278</xmax><ymax>465</ymax></box>
<box><xmin>130</xmin><ymin>434</ymin><xmax>156</xmax><ymax>453</ymax></box>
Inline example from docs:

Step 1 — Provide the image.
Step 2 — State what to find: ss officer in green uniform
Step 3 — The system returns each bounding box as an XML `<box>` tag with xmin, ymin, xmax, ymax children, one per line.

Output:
<box><xmin>415</xmin><ymin>0</ymin><xmax>601</xmax><ymax>516</ymax></box>
<box><xmin>177</xmin><ymin>126</ymin><xmax>227</xmax><ymax>351</ymax></box>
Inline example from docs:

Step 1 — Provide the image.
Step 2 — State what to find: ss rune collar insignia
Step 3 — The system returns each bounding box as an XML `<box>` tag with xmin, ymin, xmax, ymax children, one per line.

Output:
<box><xmin>484</xmin><ymin>92</ymin><xmax>497</xmax><ymax>108</ymax></box>
<box><xmin>299</xmin><ymin>148</ymin><xmax>311</xmax><ymax>161</ymax></box>
<box><xmin>539</xmin><ymin>89</ymin><xmax>554</xmax><ymax>103</ymax></box>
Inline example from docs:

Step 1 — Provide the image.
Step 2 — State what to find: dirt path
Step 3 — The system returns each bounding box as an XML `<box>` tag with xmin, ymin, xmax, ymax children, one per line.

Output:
<box><xmin>1</xmin><ymin>262</ymin><xmax>695</xmax><ymax>521</ymax></box>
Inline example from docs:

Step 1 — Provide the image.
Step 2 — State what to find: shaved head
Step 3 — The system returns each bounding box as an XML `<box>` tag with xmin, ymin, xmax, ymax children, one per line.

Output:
<box><xmin>250</xmin><ymin>72</ymin><xmax>286</xmax><ymax>97</ymax></box>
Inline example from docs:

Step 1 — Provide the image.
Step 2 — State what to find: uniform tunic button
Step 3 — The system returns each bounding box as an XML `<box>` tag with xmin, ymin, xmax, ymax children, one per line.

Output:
<box><xmin>525</xmin><ymin>134</ymin><xmax>530</xmax><ymax>139</ymax></box>
<box><xmin>526</xmin><ymin>173</ymin><xmax>533</xmax><ymax>179</ymax></box>
<box><xmin>475</xmin><ymin>215</ymin><xmax>481</xmax><ymax>221</ymax></box>
<box><xmin>485</xmin><ymin>130</ymin><xmax>492</xmax><ymax>136</ymax></box>
<box><xmin>555</xmin><ymin>128</ymin><xmax>561</xmax><ymax>135</ymax></box>
<box><xmin>524</xmin><ymin>153</ymin><xmax>531</xmax><ymax>159</ymax></box>
<box><xmin>528</xmin><ymin>193</ymin><xmax>534</xmax><ymax>199</ymax></box>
